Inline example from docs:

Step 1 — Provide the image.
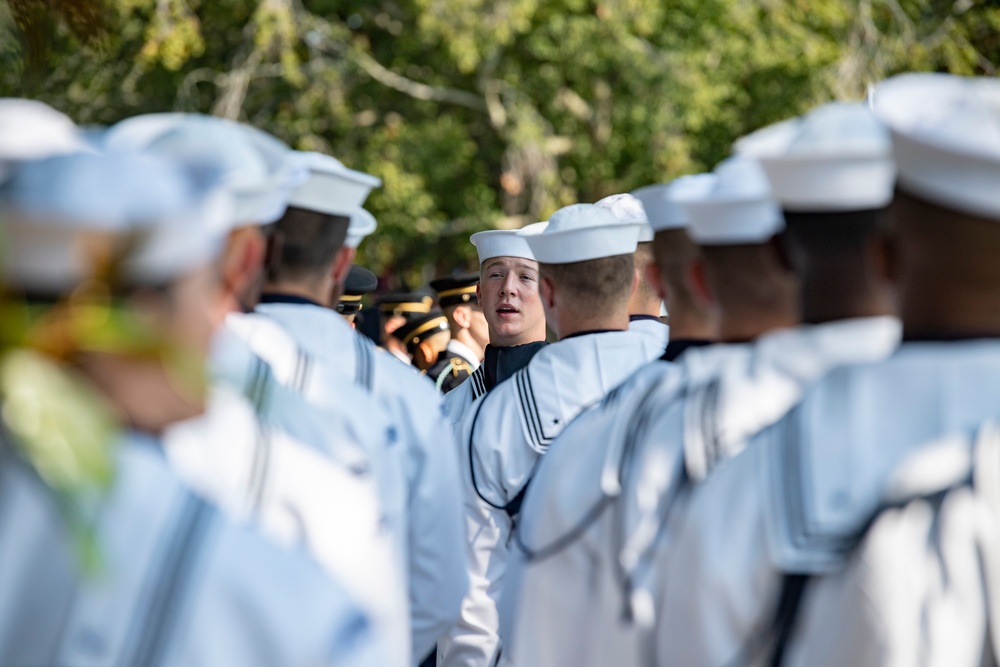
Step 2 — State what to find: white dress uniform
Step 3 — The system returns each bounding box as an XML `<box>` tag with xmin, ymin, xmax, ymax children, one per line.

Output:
<box><xmin>0</xmin><ymin>432</ymin><xmax>385</xmax><ymax>667</ymax></box>
<box><xmin>779</xmin><ymin>424</ymin><xmax>1000</xmax><ymax>666</ymax></box>
<box><xmin>104</xmin><ymin>116</ymin><xmax>412</xmax><ymax>665</ymax></box>
<box><xmin>245</xmin><ymin>151</ymin><xmax>468</xmax><ymax>664</ymax></box>
<box><xmin>443</xmin><ymin>342</ymin><xmax>548</xmax><ymax>432</ymax></box>
<box><xmin>651</xmin><ymin>340</ymin><xmax>1000</xmax><ymax>666</ymax></box>
<box><xmin>499</xmin><ymin>163</ymin><xmax>898</xmax><ymax>667</ymax></box>
<box><xmin>0</xmin><ymin>149</ymin><xmax>384</xmax><ymax>667</ymax></box>
<box><xmin>628</xmin><ymin>315</ymin><xmax>670</xmax><ymax>350</ymax></box>
<box><xmin>644</xmin><ymin>82</ymin><xmax>1000</xmax><ymax>667</ymax></box>
<box><xmin>438</xmin><ymin>204</ymin><xmax>660</xmax><ymax>667</ymax></box>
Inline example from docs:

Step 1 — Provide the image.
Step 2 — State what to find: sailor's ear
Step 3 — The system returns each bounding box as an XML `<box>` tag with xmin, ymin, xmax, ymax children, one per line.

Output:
<box><xmin>539</xmin><ymin>275</ymin><xmax>556</xmax><ymax>310</ymax></box>
<box><xmin>452</xmin><ymin>304</ymin><xmax>471</xmax><ymax>329</ymax></box>
<box><xmin>688</xmin><ymin>256</ymin><xmax>715</xmax><ymax>307</ymax></box>
<box><xmin>871</xmin><ymin>228</ymin><xmax>896</xmax><ymax>285</ymax></box>
<box><xmin>475</xmin><ymin>281</ymin><xmax>483</xmax><ymax>308</ymax></box>
<box><xmin>645</xmin><ymin>261</ymin><xmax>668</xmax><ymax>303</ymax></box>
<box><xmin>330</xmin><ymin>246</ymin><xmax>356</xmax><ymax>285</ymax></box>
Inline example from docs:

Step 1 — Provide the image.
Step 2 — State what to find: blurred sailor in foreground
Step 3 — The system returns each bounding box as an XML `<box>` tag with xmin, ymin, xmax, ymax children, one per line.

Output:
<box><xmin>0</xmin><ymin>150</ymin><xmax>382</xmax><ymax>666</ymax></box>
<box><xmin>499</xmin><ymin>159</ymin><xmax>801</xmax><ymax>667</ymax></box>
<box><xmin>0</xmin><ymin>98</ymin><xmax>92</xmax><ymax>181</ymax></box>
<box><xmin>652</xmin><ymin>73</ymin><xmax>1000</xmax><ymax>667</ymax></box>
<box><xmin>429</xmin><ymin>273</ymin><xmax>487</xmax><ymax>392</ymax></box>
<box><xmin>338</xmin><ymin>264</ymin><xmax>378</xmax><ymax>327</ymax></box>
<box><xmin>438</xmin><ymin>203</ymin><xmax>663</xmax><ymax>667</ymax></box>
<box><xmin>596</xmin><ymin>193</ymin><xmax>671</xmax><ymax>351</ymax></box>
<box><xmin>104</xmin><ymin>116</ymin><xmax>409</xmax><ymax>665</ymax></box>
<box><xmin>249</xmin><ymin>150</ymin><xmax>468</xmax><ymax>665</ymax></box>
<box><xmin>632</xmin><ymin>177</ymin><xmax>722</xmax><ymax>360</ymax></box>
<box><xmin>442</xmin><ymin>223</ymin><xmax>549</xmax><ymax>425</ymax></box>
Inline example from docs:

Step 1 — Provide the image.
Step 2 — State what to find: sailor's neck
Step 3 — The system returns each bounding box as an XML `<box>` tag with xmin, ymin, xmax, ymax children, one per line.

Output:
<box><xmin>262</xmin><ymin>281</ymin><xmax>332</xmax><ymax>308</ymax></box>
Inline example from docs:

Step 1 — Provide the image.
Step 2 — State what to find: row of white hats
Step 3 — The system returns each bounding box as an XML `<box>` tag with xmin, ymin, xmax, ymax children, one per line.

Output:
<box><xmin>475</xmin><ymin>72</ymin><xmax>1000</xmax><ymax>266</ymax></box>
<box><xmin>0</xmin><ymin>109</ymin><xmax>385</xmax><ymax>291</ymax></box>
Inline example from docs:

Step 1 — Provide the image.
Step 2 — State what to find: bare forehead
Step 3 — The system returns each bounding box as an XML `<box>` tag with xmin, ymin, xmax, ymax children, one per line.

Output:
<box><xmin>481</xmin><ymin>257</ymin><xmax>539</xmax><ymax>273</ymax></box>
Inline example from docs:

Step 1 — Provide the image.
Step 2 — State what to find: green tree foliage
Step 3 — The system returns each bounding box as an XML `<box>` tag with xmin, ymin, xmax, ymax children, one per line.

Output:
<box><xmin>2</xmin><ymin>0</ymin><xmax>997</xmax><ymax>286</ymax></box>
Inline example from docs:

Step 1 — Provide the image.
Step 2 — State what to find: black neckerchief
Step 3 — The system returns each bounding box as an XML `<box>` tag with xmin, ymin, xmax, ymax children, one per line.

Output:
<box><xmin>661</xmin><ymin>338</ymin><xmax>715</xmax><ymax>362</ymax></box>
<box><xmin>629</xmin><ymin>314</ymin><xmax>662</xmax><ymax>323</ymax></box>
<box><xmin>560</xmin><ymin>329</ymin><xmax>624</xmax><ymax>341</ymax></box>
<box><xmin>258</xmin><ymin>293</ymin><xmax>323</xmax><ymax>308</ymax></box>
<box><xmin>901</xmin><ymin>334</ymin><xmax>1000</xmax><ymax>343</ymax></box>
<box><xmin>483</xmin><ymin>341</ymin><xmax>548</xmax><ymax>391</ymax></box>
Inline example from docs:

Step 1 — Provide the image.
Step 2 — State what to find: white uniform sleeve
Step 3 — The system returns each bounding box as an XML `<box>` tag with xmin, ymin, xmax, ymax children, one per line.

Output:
<box><xmin>405</xmin><ymin>398</ymin><xmax>470</xmax><ymax>661</ymax></box>
<box><xmin>438</xmin><ymin>490</ymin><xmax>512</xmax><ymax>667</ymax></box>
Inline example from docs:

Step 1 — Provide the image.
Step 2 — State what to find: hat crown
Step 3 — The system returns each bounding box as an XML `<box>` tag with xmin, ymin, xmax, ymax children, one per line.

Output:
<box><xmin>0</xmin><ymin>99</ymin><xmax>88</xmax><ymax>166</ymax></box>
<box><xmin>546</xmin><ymin>203</ymin><xmax>620</xmax><ymax>233</ymax></box>
<box><xmin>738</xmin><ymin>102</ymin><xmax>891</xmax><ymax>159</ymax></box>
<box><xmin>595</xmin><ymin>193</ymin><xmax>649</xmax><ymax>224</ymax></box>
<box><xmin>1</xmin><ymin>151</ymin><xmax>223</xmax><ymax>227</ymax></box>
<box><xmin>874</xmin><ymin>73</ymin><xmax>1000</xmax><ymax>161</ymax></box>
<box><xmin>471</xmin><ymin>221</ymin><xmax>547</xmax><ymax>264</ymax></box>
<box><xmin>709</xmin><ymin>156</ymin><xmax>772</xmax><ymax>201</ymax></box>
<box><xmin>632</xmin><ymin>174</ymin><xmax>717</xmax><ymax>231</ymax></box>
<box><xmin>1</xmin><ymin>152</ymin><xmax>231</xmax><ymax>290</ymax></box>
<box><xmin>873</xmin><ymin>73</ymin><xmax>1000</xmax><ymax>220</ymax></box>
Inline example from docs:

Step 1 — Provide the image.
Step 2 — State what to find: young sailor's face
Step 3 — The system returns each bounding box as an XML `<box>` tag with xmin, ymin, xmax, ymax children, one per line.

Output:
<box><xmin>478</xmin><ymin>257</ymin><xmax>545</xmax><ymax>345</ymax></box>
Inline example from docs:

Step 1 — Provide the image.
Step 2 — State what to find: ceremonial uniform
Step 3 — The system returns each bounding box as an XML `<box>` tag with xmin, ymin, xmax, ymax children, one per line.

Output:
<box><xmin>651</xmin><ymin>340</ymin><xmax>1000</xmax><ymax>666</ymax></box>
<box><xmin>0</xmin><ymin>432</ymin><xmax>384</xmax><ymax>667</ymax></box>
<box><xmin>499</xmin><ymin>162</ymin><xmax>791</xmax><ymax>667</ymax></box>
<box><xmin>248</xmin><ymin>152</ymin><xmax>468</xmax><ymax>664</ymax></box>
<box><xmin>646</xmin><ymin>79</ymin><xmax>1000</xmax><ymax>667</ymax></box>
<box><xmin>439</xmin><ymin>204</ymin><xmax>660</xmax><ymax>667</ymax></box>
<box><xmin>104</xmin><ymin>116</ymin><xmax>411</xmax><ymax>666</ymax></box>
<box><xmin>443</xmin><ymin>342</ymin><xmax>548</xmax><ymax>427</ymax></box>
<box><xmin>429</xmin><ymin>345</ymin><xmax>476</xmax><ymax>393</ymax></box>
<box><xmin>0</xmin><ymin>149</ymin><xmax>384</xmax><ymax>667</ymax></box>
<box><xmin>778</xmin><ymin>426</ymin><xmax>1000</xmax><ymax>666</ymax></box>
<box><xmin>628</xmin><ymin>314</ymin><xmax>670</xmax><ymax>351</ymax></box>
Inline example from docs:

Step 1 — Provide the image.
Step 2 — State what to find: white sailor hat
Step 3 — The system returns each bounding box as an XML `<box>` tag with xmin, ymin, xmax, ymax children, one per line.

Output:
<box><xmin>631</xmin><ymin>174</ymin><xmax>717</xmax><ymax>232</ymax></box>
<box><xmin>522</xmin><ymin>203</ymin><xmax>642</xmax><ymax>264</ymax></box>
<box><xmin>0</xmin><ymin>152</ymin><xmax>232</xmax><ymax>293</ymax></box>
<box><xmin>0</xmin><ymin>99</ymin><xmax>92</xmax><ymax>182</ymax></box>
<box><xmin>287</xmin><ymin>151</ymin><xmax>382</xmax><ymax>248</ymax></box>
<box><xmin>595</xmin><ymin>193</ymin><xmax>654</xmax><ymax>242</ymax></box>
<box><xmin>873</xmin><ymin>73</ymin><xmax>1000</xmax><ymax>220</ymax></box>
<box><xmin>470</xmin><ymin>221</ymin><xmax>548</xmax><ymax>265</ymax></box>
<box><xmin>680</xmin><ymin>156</ymin><xmax>783</xmax><ymax>245</ymax></box>
<box><xmin>103</xmin><ymin>113</ymin><xmax>305</xmax><ymax>228</ymax></box>
<box><xmin>735</xmin><ymin>102</ymin><xmax>895</xmax><ymax>212</ymax></box>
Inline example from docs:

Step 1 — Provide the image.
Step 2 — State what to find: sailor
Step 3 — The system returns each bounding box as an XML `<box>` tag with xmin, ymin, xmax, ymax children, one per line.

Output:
<box><xmin>649</xmin><ymin>73</ymin><xmax>1000</xmax><ymax>667</ymax></box>
<box><xmin>498</xmin><ymin>158</ymin><xmax>802</xmax><ymax>667</ymax></box>
<box><xmin>338</xmin><ymin>264</ymin><xmax>379</xmax><ymax>327</ymax></box>
<box><xmin>378</xmin><ymin>290</ymin><xmax>436</xmax><ymax>365</ymax></box>
<box><xmin>595</xmin><ymin>193</ymin><xmax>671</xmax><ymax>350</ymax></box>
<box><xmin>437</xmin><ymin>203</ymin><xmax>664</xmax><ymax>667</ymax></box>
<box><xmin>0</xmin><ymin>98</ymin><xmax>92</xmax><ymax>180</ymax></box>
<box><xmin>0</xmin><ymin>150</ymin><xmax>383</xmax><ymax>666</ymax></box>
<box><xmin>633</xmin><ymin>176</ymin><xmax>722</xmax><ymax>360</ymax></box>
<box><xmin>442</xmin><ymin>223</ymin><xmax>550</xmax><ymax>425</ymax></box>
<box><xmin>429</xmin><ymin>272</ymin><xmax>488</xmax><ymax>392</ymax></box>
<box><xmin>248</xmin><ymin>150</ymin><xmax>468</xmax><ymax>666</ymax></box>
<box><xmin>103</xmin><ymin>116</ymin><xmax>410</xmax><ymax>666</ymax></box>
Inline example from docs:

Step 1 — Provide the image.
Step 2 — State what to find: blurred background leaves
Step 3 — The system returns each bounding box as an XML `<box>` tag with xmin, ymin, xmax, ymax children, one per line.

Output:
<box><xmin>2</xmin><ymin>0</ymin><xmax>997</xmax><ymax>287</ymax></box>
